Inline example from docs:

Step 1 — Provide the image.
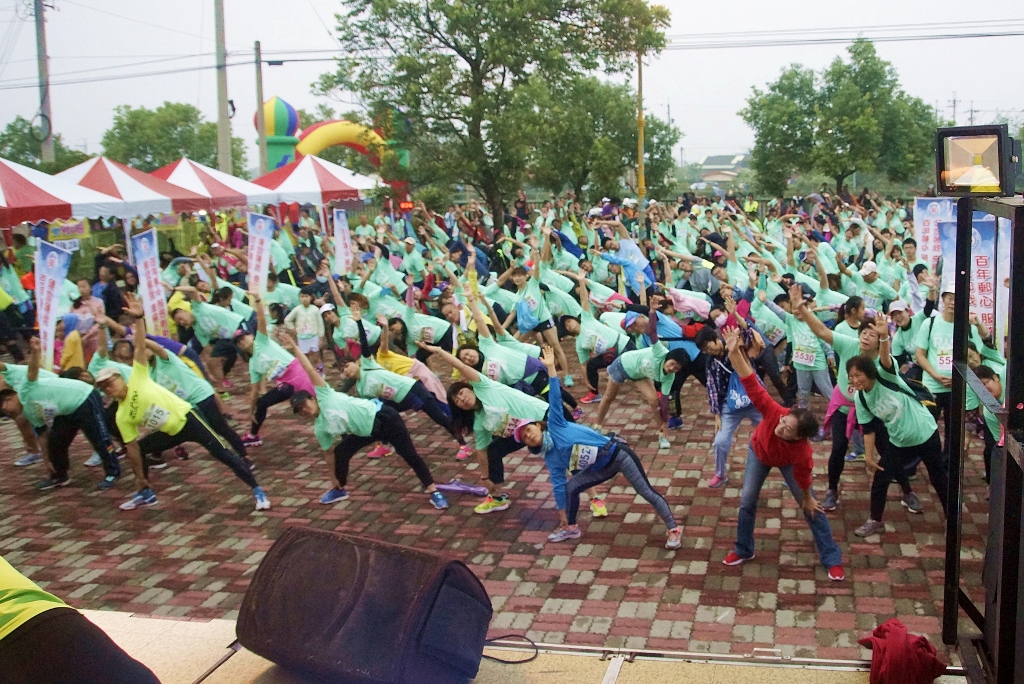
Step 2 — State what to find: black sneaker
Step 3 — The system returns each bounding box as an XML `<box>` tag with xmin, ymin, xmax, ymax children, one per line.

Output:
<box><xmin>147</xmin><ymin>454</ymin><xmax>168</xmax><ymax>470</ymax></box>
<box><xmin>38</xmin><ymin>475</ymin><xmax>71</xmax><ymax>491</ymax></box>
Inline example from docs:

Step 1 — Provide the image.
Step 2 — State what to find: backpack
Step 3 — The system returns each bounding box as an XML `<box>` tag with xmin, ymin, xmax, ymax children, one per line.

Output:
<box><xmin>857</xmin><ymin>369</ymin><xmax>936</xmax><ymax>413</ymax></box>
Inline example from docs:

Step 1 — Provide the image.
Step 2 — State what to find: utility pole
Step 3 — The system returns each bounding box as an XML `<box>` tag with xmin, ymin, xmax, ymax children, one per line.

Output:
<box><xmin>636</xmin><ymin>50</ymin><xmax>646</xmax><ymax>230</ymax></box>
<box><xmin>33</xmin><ymin>0</ymin><xmax>54</xmax><ymax>163</ymax></box>
<box><xmin>968</xmin><ymin>101</ymin><xmax>977</xmax><ymax>126</ymax></box>
<box><xmin>214</xmin><ymin>0</ymin><xmax>232</xmax><ymax>173</ymax></box>
<box><xmin>254</xmin><ymin>40</ymin><xmax>268</xmax><ymax>176</ymax></box>
<box><xmin>948</xmin><ymin>92</ymin><xmax>958</xmax><ymax>126</ymax></box>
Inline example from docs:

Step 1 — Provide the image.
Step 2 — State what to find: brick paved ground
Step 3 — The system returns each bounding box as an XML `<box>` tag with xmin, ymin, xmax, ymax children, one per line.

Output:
<box><xmin>0</xmin><ymin>346</ymin><xmax>989</xmax><ymax>661</ymax></box>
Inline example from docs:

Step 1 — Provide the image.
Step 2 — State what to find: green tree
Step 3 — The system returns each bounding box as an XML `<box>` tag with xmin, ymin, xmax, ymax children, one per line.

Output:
<box><xmin>101</xmin><ymin>102</ymin><xmax>247</xmax><ymax>176</ymax></box>
<box><xmin>316</xmin><ymin>0</ymin><xmax>670</xmax><ymax>220</ymax></box>
<box><xmin>0</xmin><ymin>116</ymin><xmax>91</xmax><ymax>173</ymax></box>
<box><xmin>529</xmin><ymin>77</ymin><xmax>680</xmax><ymax>201</ymax></box>
<box><xmin>741</xmin><ymin>40</ymin><xmax>935</xmax><ymax>196</ymax></box>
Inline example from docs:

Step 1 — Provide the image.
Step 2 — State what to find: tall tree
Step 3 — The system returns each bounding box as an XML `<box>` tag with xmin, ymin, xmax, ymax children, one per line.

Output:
<box><xmin>317</xmin><ymin>0</ymin><xmax>669</xmax><ymax>220</ymax></box>
<box><xmin>741</xmin><ymin>40</ymin><xmax>935</xmax><ymax>195</ymax></box>
<box><xmin>101</xmin><ymin>102</ymin><xmax>247</xmax><ymax>176</ymax></box>
<box><xmin>531</xmin><ymin>77</ymin><xmax>680</xmax><ymax>202</ymax></box>
<box><xmin>0</xmin><ymin>116</ymin><xmax>90</xmax><ymax>173</ymax></box>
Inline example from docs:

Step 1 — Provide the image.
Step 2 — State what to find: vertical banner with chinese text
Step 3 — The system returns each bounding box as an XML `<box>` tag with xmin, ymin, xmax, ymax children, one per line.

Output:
<box><xmin>130</xmin><ymin>229</ymin><xmax>170</xmax><ymax>337</ymax></box>
<box><xmin>246</xmin><ymin>212</ymin><xmax>276</xmax><ymax>296</ymax></box>
<box><xmin>914</xmin><ymin>197</ymin><xmax>1010</xmax><ymax>352</ymax></box>
<box><xmin>333</xmin><ymin>208</ymin><xmax>352</xmax><ymax>275</ymax></box>
<box><xmin>34</xmin><ymin>241</ymin><xmax>72</xmax><ymax>371</ymax></box>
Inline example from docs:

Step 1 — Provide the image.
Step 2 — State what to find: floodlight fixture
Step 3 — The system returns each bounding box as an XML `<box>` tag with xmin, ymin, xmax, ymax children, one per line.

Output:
<box><xmin>935</xmin><ymin>124</ymin><xmax>1020</xmax><ymax>197</ymax></box>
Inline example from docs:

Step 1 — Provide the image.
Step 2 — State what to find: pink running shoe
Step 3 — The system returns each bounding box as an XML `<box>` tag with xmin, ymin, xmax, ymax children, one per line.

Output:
<box><xmin>366</xmin><ymin>444</ymin><xmax>392</xmax><ymax>459</ymax></box>
<box><xmin>222</xmin><ymin>378</ymin><xmax>234</xmax><ymax>389</ymax></box>
<box><xmin>456</xmin><ymin>445</ymin><xmax>473</xmax><ymax>461</ymax></box>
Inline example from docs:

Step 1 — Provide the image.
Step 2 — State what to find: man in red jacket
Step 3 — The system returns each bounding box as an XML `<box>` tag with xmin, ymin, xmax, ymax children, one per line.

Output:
<box><xmin>720</xmin><ymin>327</ymin><xmax>845</xmax><ymax>581</ymax></box>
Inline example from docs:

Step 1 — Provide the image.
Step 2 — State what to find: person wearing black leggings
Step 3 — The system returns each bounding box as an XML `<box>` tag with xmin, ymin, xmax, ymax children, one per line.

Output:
<box><xmin>0</xmin><ymin>556</ymin><xmax>160</xmax><ymax>684</ymax></box>
<box><xmin>279</xmin><ymin>331</ymin><xmax>449</xmax><ymax>510</ymax></box>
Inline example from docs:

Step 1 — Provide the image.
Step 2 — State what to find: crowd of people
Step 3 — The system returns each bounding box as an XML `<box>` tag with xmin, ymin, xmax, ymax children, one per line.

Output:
<box><xmin>0</xmin><ymin>188</ymin><xmax>1006</xmax><ymax>582</ymax></box>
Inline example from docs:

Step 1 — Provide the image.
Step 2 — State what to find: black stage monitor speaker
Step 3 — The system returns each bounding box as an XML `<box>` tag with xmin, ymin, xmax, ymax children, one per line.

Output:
<box><xmin>237</xmin><ymin>527</ymin><xmax>493</xmax><ymax>683</ymax></box>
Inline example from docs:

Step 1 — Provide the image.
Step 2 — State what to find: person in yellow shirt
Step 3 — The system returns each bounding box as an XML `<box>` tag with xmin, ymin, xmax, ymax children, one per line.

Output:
<box><xmin>95</xmin><ymin>294</ymin><xmax>270</xmax><ymax>513</ymax></box>
<box><xmin>0</xmin><ymin>554</ymin><xmax>159</xmax><ymax>683</ymax></box>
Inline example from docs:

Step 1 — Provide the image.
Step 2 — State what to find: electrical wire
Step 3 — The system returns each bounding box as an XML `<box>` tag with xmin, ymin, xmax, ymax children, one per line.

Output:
<box><xmin>0</xmin><ymin>52</ymin><xmax>215</xmax><ymax>85</ymax></box>
<box><xmin>665</xmin><ymin>30</ymin><xmax>1024</xmax><ymax>50</ymax></box>
<box><xmin>663</xmin><ymin>17</ymin><xmax>1024</xmax><ymax>41</ymax></box>
<box><xmin>58</xmin><ymin>0</ymin><xmax>249</xmax><ymax>49</ymax></box>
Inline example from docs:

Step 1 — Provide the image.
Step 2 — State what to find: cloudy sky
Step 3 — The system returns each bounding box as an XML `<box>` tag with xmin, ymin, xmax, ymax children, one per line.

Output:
<box><xmin>1</xmin><ymin>0</ymin><xmax>1022</xmax><ymax>173</ymax></box>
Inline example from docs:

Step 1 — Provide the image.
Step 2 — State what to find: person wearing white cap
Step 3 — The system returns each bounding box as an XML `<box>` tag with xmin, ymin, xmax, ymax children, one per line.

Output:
<box><xmin>95</xmin><ymin>296</ymin><xmax>269</xmax><ymax>512</ymax></box>
<box><xmin>835</xmin><ymin>259</ymin><xmax>898</xmax><ymax>311</ymax></box>
<box><xmin>888</xmin><ymin>286</ymin><xmax>937</xmax><ymax>371</ymax></box>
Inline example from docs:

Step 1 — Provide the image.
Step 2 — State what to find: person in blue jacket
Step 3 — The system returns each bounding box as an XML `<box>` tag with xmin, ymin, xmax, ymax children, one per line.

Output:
<box><xmin>516</xmin><ymin>345</ymin><xmax>683</xmax><ymax>550</ymax></box>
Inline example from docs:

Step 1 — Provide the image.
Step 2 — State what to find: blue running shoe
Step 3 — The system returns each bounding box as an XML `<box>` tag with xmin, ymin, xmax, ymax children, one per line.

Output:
<box><xmin>119</xmin><ymin>488</ymin><xmax>157</xmax><ymax>511</ymax></box>
<box><xmin>320</xmin><ymin>487</ymin><xmax>349</xmax><ymax>504</ymax></box>
<box><xmin>253</xmin><ymin>487</ymin><xmax>271</xmax><ymax>511</ymax></box>
<box><xmin>430</xmin><ymin>491</ymin><xmax>449</xmax><ymax>510</ymax></box>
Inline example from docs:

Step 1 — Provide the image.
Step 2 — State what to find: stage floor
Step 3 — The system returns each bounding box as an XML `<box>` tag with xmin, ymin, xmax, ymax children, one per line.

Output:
<box><xmin>0</xmin><ymin>345</ymin><xmax>988</xmax><ymax>664</ymax></box>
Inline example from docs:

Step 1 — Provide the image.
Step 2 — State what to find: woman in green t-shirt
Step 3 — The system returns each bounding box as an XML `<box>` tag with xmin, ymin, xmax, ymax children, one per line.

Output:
<box><xmin>846</xmin><ymin>327</ymin><xmax>948</xmax><ymax>538</ymax></box>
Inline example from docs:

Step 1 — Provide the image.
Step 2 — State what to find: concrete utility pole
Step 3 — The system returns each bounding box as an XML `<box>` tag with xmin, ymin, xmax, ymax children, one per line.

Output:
<box><xmin>254</xmin><ymin>40</ymin><xmax>268</xmax><ymax>176</ymax></box>
<box><xmin>636</xmin><ymin>51</ymin><xmax>646</xmax><ymax>229</ymax></box>
<box><xmin>33</xmin><ymin>0</ymin><xmax>54</xmax><ymax>163</ymax></box>
<box><xmin>214</xmin><ymin>0</ymin><xmax>232</xmax><ymax>173</ymax></box>
<box><xmin>948</xmin><ymin>92</ymin><xmax>958</xmax><ymax>126</ymax></box>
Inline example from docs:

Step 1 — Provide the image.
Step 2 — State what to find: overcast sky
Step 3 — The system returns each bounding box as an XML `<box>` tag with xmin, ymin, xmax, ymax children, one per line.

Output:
<box><xmin>1</xmin><ymin>0</ymin><xmax>1022</xmax><ymax>174</ymax></box>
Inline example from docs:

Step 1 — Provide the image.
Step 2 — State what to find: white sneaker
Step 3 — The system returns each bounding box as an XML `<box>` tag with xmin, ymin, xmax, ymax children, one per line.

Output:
<box><xmin>84</xmin><ymin>453</ymin><xmax>103</xmax><ymax>467</ymax></box>
<box><xmin>658</xmin><ymin>435</ymin><xmax>671</xmax><ymax>450</ymax></box>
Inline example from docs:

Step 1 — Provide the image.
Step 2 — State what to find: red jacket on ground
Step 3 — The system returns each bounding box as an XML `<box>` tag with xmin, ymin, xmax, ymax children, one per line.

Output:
<box><xmin>858</xmin><ymin>618</ymin><xmax>947</xmax><ymax>684</ymax></box>
<box><xmin>740</xmin><ymin>373</ymin><xmax>814</xmax><ymax>490</ymax></box>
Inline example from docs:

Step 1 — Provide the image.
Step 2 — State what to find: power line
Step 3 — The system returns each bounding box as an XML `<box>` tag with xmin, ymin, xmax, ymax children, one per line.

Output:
<box><xmin>665</xmin><ymin>29</ymin><xmax>1024</xmax><ymax>50</ymax></box>
<box><xmin>663</xmin><ymin>17</ymin><xmax>1024</xmax><ymax>42</ymax></box>
<box><xmin>58</xmin><ymin>0</ymin><xmax>248</xmax><ymax>49</ymax></box>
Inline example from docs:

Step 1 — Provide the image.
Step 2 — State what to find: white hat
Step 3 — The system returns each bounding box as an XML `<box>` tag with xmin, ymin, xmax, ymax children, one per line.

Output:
<box><xmin>622</xmin><ymin>198</ymin><xmax>637</xmax><ymax>207</ymax></box>
<box><xmin>888</xmin><ymin>299</ymin><xmax>908</xmax><ymax>313</ymax></box>
<box><xmin>587</xmin><ymin>207</ymin><xmax>602</xmax><ymax>218</ymax></box>
<box><xmin>648</xmin><ymin>199</ymin><xmax>658</xmax><ymax>206</ymax></box>
<box><xmin>402</xmin><ymin>236</ymin><xmax>416</xmax><ymax>245</ymax></box>
<box><xmin>319</xmin><ymin>303</ymin><xmax>335</xmax><ymax>314</ymax></box>
<box><xmin>601</xmin><ymin>197</ymin><xmax>611</xmax><ymax>204</ymax></box>
<box><xmin>95</xmin><ymin>367</ymin><xmax>121</xmax><ymax>384</ymax></box>
<box><xmin>858</xmin><ymin>261</ymin><xmax>878</xmax><ymax>277</ymax></box>
<box><xmin>941</xmin><ymin>280</ymin><xmax>956</xmax><ymax>296</ymax></box>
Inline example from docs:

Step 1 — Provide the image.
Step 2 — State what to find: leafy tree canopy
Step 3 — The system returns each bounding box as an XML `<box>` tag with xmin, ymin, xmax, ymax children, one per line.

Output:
<box><xmin>101</xmin><ymin>102</ymin><xmax>247</xmax><ymax>176</ymax></box>
<box><xmin>0</xmin><ymin>116</ymin><xmax>90</xmax><ymax>174</ymax></box>
<box><xmin>741</xmin><ymin>39</ymin><xmax>935</xmax><ymax>196</ymax></box>
<box><xmin>316</xmin><ymin>0</ymin><xmax>670</xmax><ymax>219</ymax></box>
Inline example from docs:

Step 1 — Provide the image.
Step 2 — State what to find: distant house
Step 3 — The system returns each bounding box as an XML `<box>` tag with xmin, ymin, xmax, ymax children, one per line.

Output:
<box><xmin>697</xmin><ymin>154</ymin><xmax>749</xmax><ymax>183</ymax></box>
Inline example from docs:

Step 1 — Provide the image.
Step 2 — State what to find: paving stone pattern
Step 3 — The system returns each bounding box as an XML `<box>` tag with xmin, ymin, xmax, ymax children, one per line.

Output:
<box><xmin>0</xmin><ymin>347</ymin><xmax>988</xmax><ymax>661</ymax></box>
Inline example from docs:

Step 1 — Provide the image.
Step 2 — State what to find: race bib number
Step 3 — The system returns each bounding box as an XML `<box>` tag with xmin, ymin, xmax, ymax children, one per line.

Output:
<box><xmin>937</xmin><ymin>352</ymin><xmax>953</xmax><ymax>372</ymax></box>
<box><xmin>266</xmin><ymin>360</ymin><xmax>287</xmax><ymax>382</ymax></box>
<box><xmin>569</xmin><ymin>444</ymin><xmax>600</xmax><ymax>471</ymax></box>
<box><xmin>524</xmin><ymin>294</ymin><xmax>539</xmax><ymax>311</ymax></box>
<box><xmin>158</xmin><ymin>377</ymin><xmax>187</xmax><ymax>400</ymax></box>
<box><xmin>142</xmin><ymin>404</ymin><xmax>171</xmax><ymax>431</ymax></box>
<box><xmin>484</xmin><ymin>360</ymin><xmax>502</xmax><ymax>381</ymax></box>
<box><xmin>379</xmin><ymin>385</ymin><xmax>397</xmax><ymax>401</ymax></box>
<box><xmin>862</xmin><ymin>293</ymin><xmax>879</xmax><ymax>309</ymax></box>
<box><xmin>793</xmin><ymin>348</ymin><xmax>817</xmax><ymax>366</ymax></box>
<box><xmin>421</xmin><ymin>327</ymin><xmax>435</xmax><ymax>344</ymax></box>
<box><xmin>592</xmin><ymin>336</ymin><xmax>611</xmax><ymax>355</ymax></box>
<box><xmin>500</xmin><ymin>416</ymin><xmax>526</xmax><ymax>438</ymax></box>
<box><xmin>764</xmin><ymin>325</ymin><xmax>785</xmax><ymax>346</ymax></box>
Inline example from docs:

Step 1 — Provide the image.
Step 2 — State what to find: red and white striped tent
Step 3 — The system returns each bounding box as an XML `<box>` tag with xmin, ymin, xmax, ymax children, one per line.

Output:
<box><xmin>57</xmin><ymin>157</ymin><xmax>210</xmax><ymax>215</ymax></box>
<box><xmin>151</xmin><ymin>157</ymin><xmax>279</xmax><ymax>208</ymax></box>
<box><xmin>251</xmin><ymin>155</ymin><xmax>377</xmax><ymax>205</ymax></box>
<box><xmin>0</xmin><ymin>157</ymin><xmax>127</xmax><ymax>227</ymax></box>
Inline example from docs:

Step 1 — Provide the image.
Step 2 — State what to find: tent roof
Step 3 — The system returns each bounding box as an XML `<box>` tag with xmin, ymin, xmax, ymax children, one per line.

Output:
<box><xmin>151</xmin><ymin>158</ymin><xmax>279</xmax><ymax>208</ymax></box>
<box><xmin>0</xmin><ymin>157</ymin><xmax>127</xmax><ymax>227</ymax></box>
<box><xmin>57</xmin><ymin>157</ymin><xmax>210</xmax><ymax>214</ymax></box>
<box><xmin>251</xmin><ymin>155</ymin><xmax>376</xmax><ymax>205</ymax></box>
